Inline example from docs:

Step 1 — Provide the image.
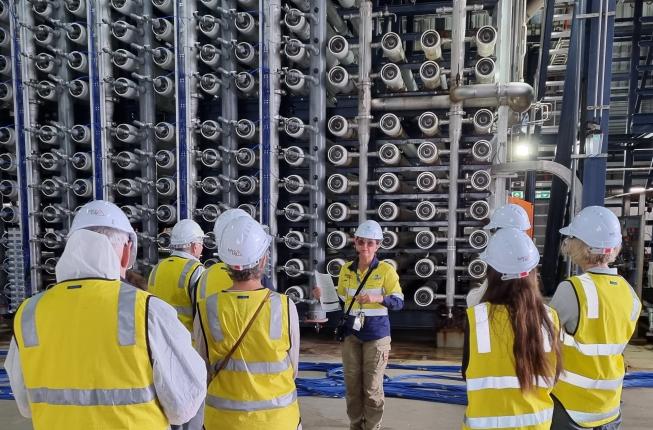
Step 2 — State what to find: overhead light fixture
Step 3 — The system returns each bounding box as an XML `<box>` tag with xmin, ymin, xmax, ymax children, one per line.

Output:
<box><xmin>629</xmin><ymin>186</ymin><xmax>646</xmax><ymax>193</ymax></box>
<box><xmin>513</xmin><ymin>142</ymin><xmax>530</xmax><ymax>159</ymax></box>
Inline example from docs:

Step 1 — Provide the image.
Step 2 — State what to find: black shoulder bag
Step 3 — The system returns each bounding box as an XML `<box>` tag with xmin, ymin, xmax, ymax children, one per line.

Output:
<box><xmin>335</xmin><ymin>268</ymin><xmax>376</xmax><ymax>342</ymax></box>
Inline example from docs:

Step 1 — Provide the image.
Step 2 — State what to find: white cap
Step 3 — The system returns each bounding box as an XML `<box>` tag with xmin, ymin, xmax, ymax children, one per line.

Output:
<box><xmin>483</xmin><ymin>203</ymin><xmax>531</xmax><ymax>231</ymax></box>
<box><xmin>69</xmin><ymin>200</ymin><xmax>138</xmax><ymax>268</ymax></box>
<box><xmin>480</xmin><ymin>228</ymin><xmax>539</xmax><ymax>280</ymax></box>
<box><xmin>170</xmin><ymin>219</ymin><xmax>205</xmax><ymax>246</ymax></box>
<box><xmin>213</xmin><ymin>208</ymin><xmax>251</xmax><ymax>247</ymax></box>
<box><xmin>559</xmin><ymin>205</ymin><xmax>621</xmax><ymax>253</ymax></box>
<box><xmin>354</xmin><ymin>220</ymin><xmax>383</xmax><ymax>240</ymax></box>
<box><xmin>218</xmin><ymin>216</ymin><xmax>271</xmax><ymax>270</ymax></box>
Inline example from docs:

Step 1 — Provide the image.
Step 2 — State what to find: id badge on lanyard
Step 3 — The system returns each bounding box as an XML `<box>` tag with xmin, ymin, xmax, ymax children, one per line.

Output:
<box><xmin>352</xmin><ymin>272</ymin><xmax>365</xmax><ymax>331</ymax></box>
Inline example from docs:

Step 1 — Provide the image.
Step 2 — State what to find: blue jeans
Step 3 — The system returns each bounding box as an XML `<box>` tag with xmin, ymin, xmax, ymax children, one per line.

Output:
<box><xmin>551</xmin><ymin>397</ymin><xmax>622</xmax><ymax>430</ymax></box>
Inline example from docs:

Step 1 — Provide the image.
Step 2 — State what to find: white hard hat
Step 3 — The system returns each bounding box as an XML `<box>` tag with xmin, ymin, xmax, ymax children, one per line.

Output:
<box><xmin>559</xmin><ymin>205</ymin><xmax>621</xmax><ymax>253</ymax></box>
<box><xmin>480</xmin><ymin>228</ymin><xmax>539</xmax><ymax>280</ymax></box>
<box><xmin>213</xmin><ymin>208</ymin><xmax>251</xmax><ymax>248</ymax></box>
<box><xmin>218</xmin><ymin>216</ymin><xmax>271</xmax><ymax>270</ymax></box>
<box><xmin>484</xmin><ymin>203</ymin><xmax>531</xmax><ymax>231</ymax></box>
<box><xmin>170</xmin><ymin>219</ymin><xmax>205</xmax><ymax>246</ymax></box>
<box><xmin>354</xmin><ymin>220</ymin><xmax>383</xmax><ymax>240</ymax></box>
<box><xmin>69</xmin><ymin>200</ymin><xmax>138</xmax><ymax>268</ymax></box>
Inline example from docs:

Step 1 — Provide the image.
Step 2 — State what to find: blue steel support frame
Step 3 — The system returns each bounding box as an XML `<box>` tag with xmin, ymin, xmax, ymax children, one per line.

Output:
<box><xmin>581</xmin><ymin>0</ymin><xmax>616</xmax><ymax>208</ymax></box>
<box><xmin>9</xmin><ymin>0</ymin><xmax>32</xmax><ymax>295</ymax></box>
<box><xmin>626</xmin><ymin>0</ymin><xmax>643</xmax><ymax>135</ymax></box>
<box><xmin>541</xmin><ymin>4</ymin><xmax>584</xmax><ymax>293</ymax></box>
<box><xmin>88</xmin><ymin>1</ymin><xmax>104</xmax><ymax>198</ymax></box>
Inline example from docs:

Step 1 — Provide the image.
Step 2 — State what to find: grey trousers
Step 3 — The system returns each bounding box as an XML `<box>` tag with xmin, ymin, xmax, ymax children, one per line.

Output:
<box><xmin>551</xmin><ymin>397</ymin><xmax>622</xmax><ymax>430</ymax></box>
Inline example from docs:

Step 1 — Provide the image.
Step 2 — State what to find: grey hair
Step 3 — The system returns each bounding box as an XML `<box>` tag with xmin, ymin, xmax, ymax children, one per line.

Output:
<box><xmin>170</xmin><ymin>241</ymin><xmax>202</xmax><ymax>252</ymax></box>
<box><xmin>85</xmin><ymin>226</ymin><xmax>130</xmax><ymax>258</ymax></box>
<box><xmin>170</xmin><ymin>243</ymin><xmax>193</xmax><ymax>252</ymax></box>
<box><xmin>226</xmin><ymin>264</ymin><xmax>264</xmax><ymax>282</ymax></box>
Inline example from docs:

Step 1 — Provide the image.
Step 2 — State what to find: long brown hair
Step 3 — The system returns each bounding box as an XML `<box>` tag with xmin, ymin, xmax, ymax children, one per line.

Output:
<box><xmin>482</xmin><ymin>268</ymin><xmax>562</xmax><ymax>392</ymax></box>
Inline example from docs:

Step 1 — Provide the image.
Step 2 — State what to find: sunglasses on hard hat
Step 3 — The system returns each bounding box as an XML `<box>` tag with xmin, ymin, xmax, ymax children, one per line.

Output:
<box><xmin>355</xmin><ymin>238</ymin><xmax>379</xmax><ymax>247</ymax></box>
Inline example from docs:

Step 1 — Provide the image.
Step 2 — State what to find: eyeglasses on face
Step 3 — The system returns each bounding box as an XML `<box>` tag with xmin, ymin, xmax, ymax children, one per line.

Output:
<box><xmin>354</xmin><ymin>238</ymin><xmax>379</xmax><ymax>247</ymax></box>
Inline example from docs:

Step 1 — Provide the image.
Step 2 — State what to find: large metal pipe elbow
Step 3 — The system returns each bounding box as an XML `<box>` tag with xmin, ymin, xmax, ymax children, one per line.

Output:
<box><xmin>526</xmin><ymin>0</ymin><xmax>544</xmax><ymax>20</ymax></box>
<box><xmin>450</xmin><ymin>83</ymin><xmax>534</xmax><ymax>113</ymax></box>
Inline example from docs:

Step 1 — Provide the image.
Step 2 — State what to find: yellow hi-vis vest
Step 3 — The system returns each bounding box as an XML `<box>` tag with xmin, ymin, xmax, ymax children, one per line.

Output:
<box><xmin>13</xmin><ymin>279</ymin><xmax>168</xmax><ymax>430</ymax></box>
<box><xmin>552</xmin><ymin>272</ymin><xmax>641</xmax><ymax>427</ymax></box>
<box><xmin>196</xmin><ymin>262</ymin><xmax>232</xmax><ymax>304</ymax></box>
<box><xmin>148</xmin><ymin>256</ymin><xmax>202</xmax><ymax>331</ymax></box>
<box><xmin>463</xmin><ymin>303</ymin><xmax>559</xmax><ymax>430</ymax></box>
<box><xmin>336</xmin><ymin>260</ymin><xmax>403</xmax><ymax>318</ymax></box>
<box><xmin>198</xmin><ymin>289</ymin><xmax>300</xmax><ymax>430</ymax></box>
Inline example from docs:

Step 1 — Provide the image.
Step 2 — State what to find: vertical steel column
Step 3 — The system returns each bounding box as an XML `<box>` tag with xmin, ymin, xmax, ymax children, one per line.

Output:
<box><xmin>635</xmin><ymin>192</ymin><xmax>647</xmax><ymax>298</ymax></box>
<box><xmin>54</xmin><ymin>3</ymin><xmax>77</xmax><ymax>226</ymax></box>
<box><xmin>222</xmin><ymin>0</ymin><xmax>239</xmax><ymax>209</ymax></box>
<box><xmin>626</xmin><ymin>0</ymin><xmax>643</xmax><ymax>135</ymax></box>
<box><xmin>581</xmin><ymin>0</ymin><xmax>616</xmax><ymax>208</ymax></box>
<box><xmin>623</xmin><ymin>149</ymin><xmax>633</xmax><ymax>215</ymax></box>
<box><xmin>446</xmin><ymin>0</ymin><xmax>466</xmax><ymax>313</ymax></box>
<box><xmin>141</xmin><ymin>0</ymin><xmax>158</xmax><ymax>264</ymax></box>
<box><xmin>635</xmin><ymin>48</ymin><xmax>652</xmax><ymax>115</ymax></box>
<box><xmin>542</xmin><ymin>4</ymin><xmax>585</xmax><ymax>292</ymax></box>
<box><xmin>492</xmin><ymin>0</ymin><xmax>513</xmax><ymax>210</ymax></box>
<box><xmin>176</xmin><ymin>0</ymin><xmax>190</xmax><ymax>218</ymax></box>
<box><xmin>88</xmin><ymin>0</ymin><xmax>104</xmax><ymax>197</ymax></box>
<box><xmin>98</xmin><ymin>1</ymin><xmax>114</xmax><ymax>198</ymax></box>
<box><xmin>357</xmin><ymin>1</ymin><xmax>372</xmax><ymax>223</ymax></box>
<box><xmin>9</xmin><ymin>0</ymin><xmax>33</xmax><ymax>294</ymax></box>
<box><xmin>528</xmin><ymin>0</ymin><xmax>557</xmax><ymax>204</ymax></box>
<box><xmin>262</xmin><ymin>0</ymin><xmax>281</xmax><ymax>288</ymax></box>
<box><xmin>309</xmin><ymin>2</ymin><xmax>327</xmax><ymax>275</ymax></box>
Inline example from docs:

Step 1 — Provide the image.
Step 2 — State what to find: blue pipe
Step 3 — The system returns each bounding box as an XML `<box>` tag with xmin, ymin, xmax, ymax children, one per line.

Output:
<box><xmin>1</xmin><ymin>363</ymin><xmax>652</xmax><ymax>403</ymax></box>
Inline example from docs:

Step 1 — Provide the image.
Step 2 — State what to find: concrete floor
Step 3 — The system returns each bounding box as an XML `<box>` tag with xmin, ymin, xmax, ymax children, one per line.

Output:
<box><xmin>2</xmin><ymin>334</ymin><xmax>653</xmax><ymax>429</ymax></box>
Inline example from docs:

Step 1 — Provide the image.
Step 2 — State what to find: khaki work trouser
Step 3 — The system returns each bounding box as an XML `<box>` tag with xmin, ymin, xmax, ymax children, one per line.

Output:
<box><xmin>342</xmin><ymin>335</ymin><xmax>391</xmax><ymax>430</ymax></box>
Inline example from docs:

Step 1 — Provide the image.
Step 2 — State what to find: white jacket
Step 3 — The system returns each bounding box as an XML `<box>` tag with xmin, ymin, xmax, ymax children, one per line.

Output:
<box><xmin>4</xmin><ymin>230</ymin><xmax>207</xmax><ymax>425</ymax></box>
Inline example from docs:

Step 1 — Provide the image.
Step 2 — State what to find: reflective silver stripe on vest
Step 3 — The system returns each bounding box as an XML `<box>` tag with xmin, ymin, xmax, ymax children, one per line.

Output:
<box><xmin>562</xmin><ymin>332</ymin><xmax>627</xmax><ymax>356</ymax></box>
<box><xmin>212</xmin><ymin>355</ymin><xmax>291</xmax><ymax>375</ymax></box>
<box><xmin>189</xmin><ymin>266</ymin><xmax>204</xmax><ymax>290</ymax></box>
<box><xmin>199</xmin><ymin>274</ymin><xmax>209</xmax><ymax>300</ymax></box>
<box><xmin>206</xmin><ymin>293</ymin><xmax>224</xmax><ymax>342</ymax></box>
<box><xmin>178</xmin><ymin>260</ymin><xmax>198</xmax><ymax>289</ymax></box>
<box><xmin>206</xmin><ymin>390</ymin><xmax>297</xmax><ymax>412</ymax></box>
<box><xmin>566</xmin><ymin>406</ymin><xmax>621</xmax><ymax>426</ymax></box>
<box><xmin>21</xmin><ymin>293</ymin><xmax>45</xmax><ymax>348</ymax></box>
<box><xmin>629</xmin><ymin>287</ymin><xmax>641</xmax><ymax>321</ymax></box>
<box><xmin>148</xmin><ymin>265</ymin><xmax>159</xmax><ymax>288</ymax></box>
<box><xmin>347</xmin><ymin>288</ymin><xmax>383</xmax><ymax>296</ymax></box>
<box><xmin>577</xmin><ymin>274</ymin><xmax>599</xmax><ymax>319</ymax></box>
<box><xmin>464</xmin><ymin>408</ymin><xmax>553</xmax><ymax>429</ymax></box>
<box><xmin>269</xmin><ymin>292</ymin><xmax>282</xmax><ymax>340</ymax></box>
<box><xmin>118</xmin><ymin>283</ymin><xmax>137</xmax><ymax>346</ymax></box>
<box><xmin>466</xmin><ymin>376</ymin><xmax>553</xmax><ymax>391</ymax></box>
<box><xmin>174</xmin><ymin>306</ymin><xmax>194</xmax><ymax>317</ymax></box>
<box><xmin>559</xmin><ymin>370</ymin><xmax>623</xmax><ymax>390</ymax></box>
<box><xmin>347</xmin><ymin>307</ymin><xmax>389</xmax><ymax>317</ymax></box>
<box><xmin>28</xmin><ymin>384</ymin><xmax>156</xmax><ymax>406</ymax></box>
<box><xmin>474</xmin><ymin>303</ymin><xmax>491</xmax><ymax>353</ymax></box>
